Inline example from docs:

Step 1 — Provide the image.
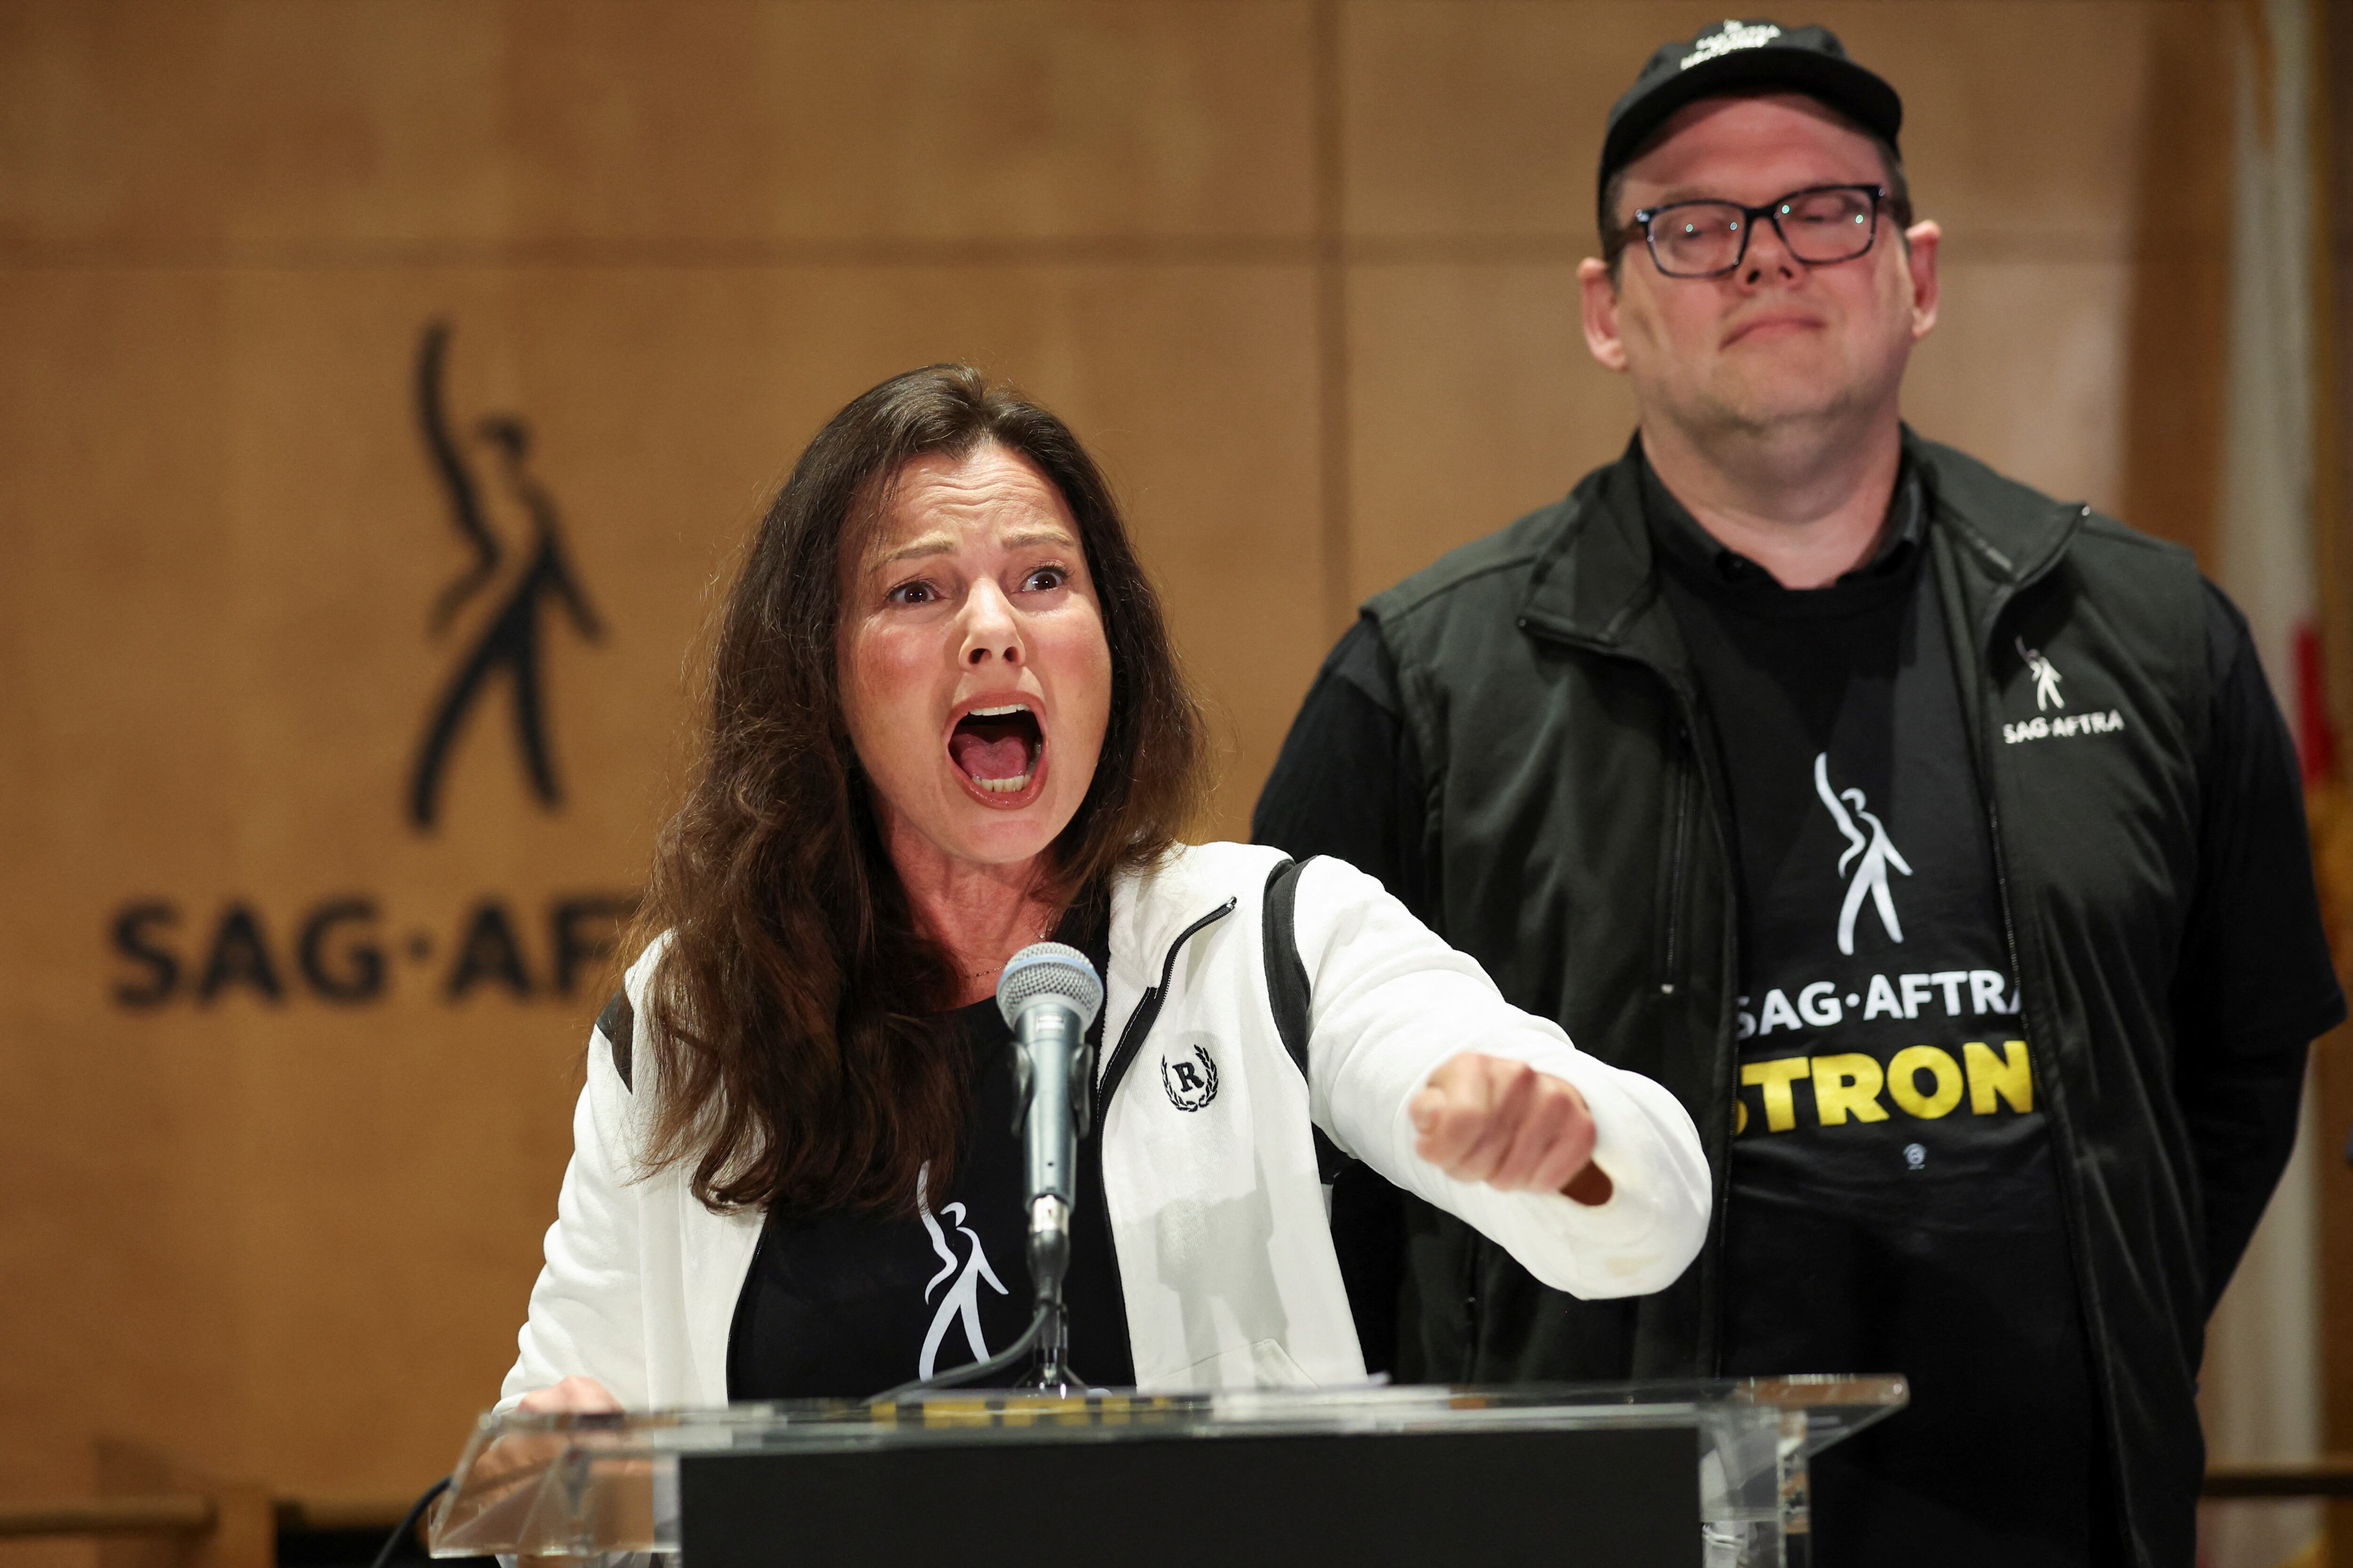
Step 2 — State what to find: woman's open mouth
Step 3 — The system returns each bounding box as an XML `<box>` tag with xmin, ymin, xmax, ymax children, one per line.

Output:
<box><xmin>948</xmin><ymin>703</ymin><xmax>1045</xmax><ymax>798</ymax></box>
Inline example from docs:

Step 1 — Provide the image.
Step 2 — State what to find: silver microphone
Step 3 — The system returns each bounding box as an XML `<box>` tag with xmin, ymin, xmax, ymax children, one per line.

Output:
<box><xmin>995</xmin><ymin>942</ymin><xmax>1104</xmax><ymax>1312</ymax></box>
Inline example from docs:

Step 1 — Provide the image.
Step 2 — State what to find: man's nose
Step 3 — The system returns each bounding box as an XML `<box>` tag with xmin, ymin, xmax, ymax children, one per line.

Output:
<box><xmin>1740</xmin><ymin>211</ymin><xmax>1803</xmax><ymax>285</ymax></box>
<box><xmin>960</xmin><ymin>581</ymin><xmax>1023</xmax><ymax>668</ymax></box>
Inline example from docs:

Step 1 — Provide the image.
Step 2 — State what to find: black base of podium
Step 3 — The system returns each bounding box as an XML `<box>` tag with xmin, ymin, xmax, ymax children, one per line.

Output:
<box><xmin>681</xmin><ymin>1424</ymin><xmax>1698</xmax><ymax>1567</ymax></box>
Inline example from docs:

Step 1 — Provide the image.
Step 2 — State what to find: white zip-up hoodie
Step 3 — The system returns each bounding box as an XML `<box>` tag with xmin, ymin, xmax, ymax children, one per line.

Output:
<box><xmin>502</xmin><ymin>843</ymin><xmax>1708</xmax><ymax>1404</ymax></box>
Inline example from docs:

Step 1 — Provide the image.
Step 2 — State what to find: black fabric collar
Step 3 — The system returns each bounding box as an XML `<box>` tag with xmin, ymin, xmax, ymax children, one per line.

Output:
<box><xmin>1051</xmin><ymin>879</ymin><xmax>1114</xmax><ymax>992</ymax></box>
<box><xmin>1638</xmin><ymin>448</ymin><xmax>1925</xmax><ymax>605</ymax></box>
<box><xmin>1513</xmin><ymin>425</ymin><xmax>2083</xmax><ymax>656</ymax></box>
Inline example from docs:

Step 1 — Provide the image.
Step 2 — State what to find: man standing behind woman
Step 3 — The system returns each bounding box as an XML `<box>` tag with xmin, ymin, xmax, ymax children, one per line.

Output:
<box><xmin>1258</xmin><ymin>19</ymin><xmax>2343</xmax><ymax>1568</ymax></box>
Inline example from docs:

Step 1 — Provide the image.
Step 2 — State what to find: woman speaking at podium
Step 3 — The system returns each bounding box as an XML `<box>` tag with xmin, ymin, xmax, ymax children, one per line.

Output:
<box><xmin>503</xmin><ymin>365</ymin><xmax>1706</xmax><ymax>1410</ymax></box>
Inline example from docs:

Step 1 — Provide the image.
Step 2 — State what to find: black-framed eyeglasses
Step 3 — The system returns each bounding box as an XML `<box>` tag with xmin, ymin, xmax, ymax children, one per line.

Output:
<box><xmin>1609</xmin><ymin>184</ymin><xmax>1910</xmax><ymax>279</ymax></box>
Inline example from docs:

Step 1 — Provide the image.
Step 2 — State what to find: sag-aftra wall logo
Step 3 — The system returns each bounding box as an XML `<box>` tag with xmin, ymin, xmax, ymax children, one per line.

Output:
<box><xmin>106</xmin><ymin>323</ymin><xmax>637</xmax><ymax>1010</ymax></box>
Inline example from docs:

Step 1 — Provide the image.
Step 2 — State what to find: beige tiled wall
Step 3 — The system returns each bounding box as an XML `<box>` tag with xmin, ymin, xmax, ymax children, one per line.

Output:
<box><xmin>0</xmin><ymin>0</ymin><xmax>2223</xmax><ymax>1508</ymax></box>
<box><xmin>0</xmin><ymin>2</ymin><xmax>1318</xmax><ymax>247</ymax></box>
<box><xmin>1337</xmin><ymin>0</ymin><xmax>2163</xmax><ymax>587</ymax></box>
<box><xmin>1345</xmin><ymin>263</ymin><xmax>1632</xmax><ymax>602</ymax></box>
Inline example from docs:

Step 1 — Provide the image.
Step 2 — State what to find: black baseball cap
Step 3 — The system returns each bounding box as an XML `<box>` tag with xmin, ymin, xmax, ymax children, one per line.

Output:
<box><xmin>1599</xmin><ymin>20</ymin><xmax>1903</xmax><ymax>200</ymax></box>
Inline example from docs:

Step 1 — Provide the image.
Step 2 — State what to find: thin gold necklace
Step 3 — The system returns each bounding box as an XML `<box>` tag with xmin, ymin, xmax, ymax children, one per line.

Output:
<box><xmin>952</xmin><ymin>908</ymin><xmax>1057</xmax><ymax>981</ymax></box>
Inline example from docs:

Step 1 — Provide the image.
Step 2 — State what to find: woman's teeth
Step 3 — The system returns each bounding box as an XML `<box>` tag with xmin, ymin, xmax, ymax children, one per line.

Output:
<box><xmin>949</xmin><ymin>703</ymin><xmax>1041</xmax><ymax>792</ymax></box>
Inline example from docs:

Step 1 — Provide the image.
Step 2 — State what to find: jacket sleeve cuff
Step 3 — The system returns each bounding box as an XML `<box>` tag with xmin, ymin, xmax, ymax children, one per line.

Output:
<box><xmin>1392</xmin><ymin>1040</ymin><xmax>1711</xmax><ymax>1300</ymax></box>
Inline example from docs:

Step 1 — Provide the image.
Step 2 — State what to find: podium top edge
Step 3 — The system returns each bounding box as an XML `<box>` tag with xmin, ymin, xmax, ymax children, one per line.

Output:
<box><xmin>470</xmin><ymin>1374</ymin><xmax>1908</xmax><ymax>1435</ymax></box>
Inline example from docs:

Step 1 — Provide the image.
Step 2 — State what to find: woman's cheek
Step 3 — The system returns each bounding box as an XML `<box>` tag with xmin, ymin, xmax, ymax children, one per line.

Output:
<box><xmin>1068</xmin><ymin>643</ymin><xmax>1114</xmax><ymax>773</ymax></box>
<box><xmin>1039</xmin><ymin>616</ymin><xmax>1111</xmax><ymax>738</ymax></box>
<box><xmin>843</xmin><ymin>628</ymin><xmax>934</xmax><ymax>791</ymax></box>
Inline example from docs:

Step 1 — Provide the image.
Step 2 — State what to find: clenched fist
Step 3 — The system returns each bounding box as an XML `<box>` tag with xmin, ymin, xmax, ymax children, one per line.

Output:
<box><xmin>518</xmin><ymin>1374</ymin><xmax>621</xmax><ymax>1415</ymax></box>
<box><xmin>1410</xmin><ymin>1053</ymin><xmax>1615</xmax><ymax>1205</ymax></box>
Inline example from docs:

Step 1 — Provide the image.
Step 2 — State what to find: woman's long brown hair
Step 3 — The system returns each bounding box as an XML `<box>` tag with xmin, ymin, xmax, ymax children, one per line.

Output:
<box><xmin>632</xmin><ymin>364</ymin><xmax>1207</xmax><ymax>1216</ymax></box>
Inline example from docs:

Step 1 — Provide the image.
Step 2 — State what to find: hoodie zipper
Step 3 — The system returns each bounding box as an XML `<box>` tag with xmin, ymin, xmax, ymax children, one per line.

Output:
<box><xmin>1516</xmin><ymin>610</ymin><xmax>1735</xmax><ymax>1372</ymax></box>
<box><xmin>1091</xmin><ymin>897</ymin><xmax>1237</xmax><ymax>1125</ymax></box>
<box><xmin>1657</xmin><ymin>731</ymin><xmax>1696</xmax><ymax>997</ymax></box>
<box><xmin>1944</xmin><ymin>504</ymin><xmax>2139</xmax><ymax>1545</ymax></box>
<box><xmin>1515</xmin><ymin>616</ymin><xmax>1709</xmax><ymax>1005</ymax></box>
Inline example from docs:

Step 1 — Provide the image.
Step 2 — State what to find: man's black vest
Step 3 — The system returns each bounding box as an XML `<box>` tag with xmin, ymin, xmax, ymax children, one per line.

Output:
<box><xmin>1366</xmin><ymin>432</ymin><xmax>2216</xmax><ymax>1568</ymax></box>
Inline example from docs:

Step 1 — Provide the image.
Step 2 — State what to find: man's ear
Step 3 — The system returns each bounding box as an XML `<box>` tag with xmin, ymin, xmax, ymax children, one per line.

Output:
<box><xmin>1579</xmin><ymin>257</ymin><xmax>1629</xmax><ymax>372</ymax></box>
<box><xmin>1903</xmin><ymin>219</ymin><xmax>1942</xmax><ymax>341</ymax></box>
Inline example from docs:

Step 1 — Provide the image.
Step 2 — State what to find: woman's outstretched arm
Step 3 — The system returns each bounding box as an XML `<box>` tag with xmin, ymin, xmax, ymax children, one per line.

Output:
<box><xmin>1295</xmin><ymin>856</ymin><xmax>1710</xmax><ymax>1300</ymax></box>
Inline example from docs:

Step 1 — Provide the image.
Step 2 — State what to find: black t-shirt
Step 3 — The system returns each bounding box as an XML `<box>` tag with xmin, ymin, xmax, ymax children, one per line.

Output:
<box><xmin>1646</xmin><ymin>460</ymin><xmax>2102</xmax><ymax>1568</ymax></box>
<box><xmin>727</xmin><ymin>937</ymin><xmax>1135</xmax><ymax>1400</ymax></box>
<box><xmin>1251</xmin><ymin>459</ymin><xmax>2328</xmax><ymax>1568</ymax></box>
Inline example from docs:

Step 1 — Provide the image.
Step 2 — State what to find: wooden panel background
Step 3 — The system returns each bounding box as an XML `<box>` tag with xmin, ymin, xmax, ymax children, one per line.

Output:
<box><xmin>2321</xmin><ymin>5</ymin><xmax>2353</xmax><ymax>1562</ymax></box>
<box><xmin>0</xmin><ymin>0</ymin><xmax>2319</xmax><ymax>1540</ymax></box>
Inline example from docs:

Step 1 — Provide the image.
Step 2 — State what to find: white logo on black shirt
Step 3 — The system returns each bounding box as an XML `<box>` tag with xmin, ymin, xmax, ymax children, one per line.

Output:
<box><xmin>914</xmin><ymin>1163</ymin><xmax>1008</xmax><ymax>1380</ymax></box>
<box><xmin>1814</xmin><ymin>753</ymin><xmax>1912</xmax><ymax>957</ymax></box>
<box><xmin>2017</xmin><ymin>638</ymin><xmax>2064</xmax><ymax>711</ymax></box>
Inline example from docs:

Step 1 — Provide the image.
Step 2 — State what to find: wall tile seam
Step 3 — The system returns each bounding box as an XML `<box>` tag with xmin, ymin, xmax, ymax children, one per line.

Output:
<box><xmin>0</xmin><ymin>235</ymin><xmax>2159</xmax><ymax>271</ymax></box>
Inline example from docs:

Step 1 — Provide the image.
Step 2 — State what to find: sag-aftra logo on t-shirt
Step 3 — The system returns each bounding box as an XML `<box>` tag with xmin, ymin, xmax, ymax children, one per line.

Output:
<box><xmin>1733</xmin><ymin>752</ymin><xmax>2033</xmax><ymax>1143</ymax></box>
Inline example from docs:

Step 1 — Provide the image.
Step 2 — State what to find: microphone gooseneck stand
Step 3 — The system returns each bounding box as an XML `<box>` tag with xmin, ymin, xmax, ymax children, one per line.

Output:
<box><xmin>869</xmin><ymin>942</ymin><xmax>1104</xmax><ymax>1407</ymax></box>
<box><xmin>1012</xmin><ymin>983</ymin><xmax>1088</xmax><ymax>1395</ymax></box>
<box><xmin>865</xmin><ymin>1301</ymin><xmax>1052</xmax><ymax>1405</ymax></box>
<box><xmin>1020</xmin><ymin>1191</ymin><xmax>1079</xmax><ymax>1393</ymax></box>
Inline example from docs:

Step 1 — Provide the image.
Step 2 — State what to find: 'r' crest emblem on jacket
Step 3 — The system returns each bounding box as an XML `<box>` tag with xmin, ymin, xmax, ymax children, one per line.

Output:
<box><xmin>1161</xmin><ymin>1042</ymin><xmax>1219</xmax><ymax>1111</ymax></box>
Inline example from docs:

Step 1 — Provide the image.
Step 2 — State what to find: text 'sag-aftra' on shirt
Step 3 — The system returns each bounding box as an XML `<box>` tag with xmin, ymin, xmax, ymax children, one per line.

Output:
<box><xmin>1645</xmin><ymin>459</ymin><xmax>2102</xmax><ymax>1567</ymax></box>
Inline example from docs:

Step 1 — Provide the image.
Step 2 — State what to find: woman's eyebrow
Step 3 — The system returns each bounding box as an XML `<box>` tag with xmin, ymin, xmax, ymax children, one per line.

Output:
<box><xmin>878</xmin><ymin>532</ymin><xmax>957</xmax><ymax>566</ymax></box>
<box><xmin>999</xmin><ymin>527</ymin><xmax>1077</xmax><ymax>552</ymax></box>
<box><xmin>879</xmin><ymin>525</ymin><xmax>1074</xmax><ymax>566</ymax></box>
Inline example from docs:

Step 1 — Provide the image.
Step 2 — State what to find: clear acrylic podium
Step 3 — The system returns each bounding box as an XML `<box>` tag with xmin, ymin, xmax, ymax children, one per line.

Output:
<box><xmin>429</xmin><ymin>1376</ymin><xmax>1904</xmax><ymax>1568</ymax></box>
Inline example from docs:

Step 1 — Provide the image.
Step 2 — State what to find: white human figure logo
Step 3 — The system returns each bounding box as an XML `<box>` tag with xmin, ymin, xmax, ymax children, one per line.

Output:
<box><xmin>2017</xmin><ymin>637</ymin><xmax>2064</xmax><ymax>711</ymax></box>
<box><xmin>1814</xmin><ymin>753</ymin><xmax>1913</xmax><ymax>957</ymax></box>
<box><xmin>914</xmin><ymin>1163</ymin><xmax>1008</xmax><ymax>1380</ymax></box>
